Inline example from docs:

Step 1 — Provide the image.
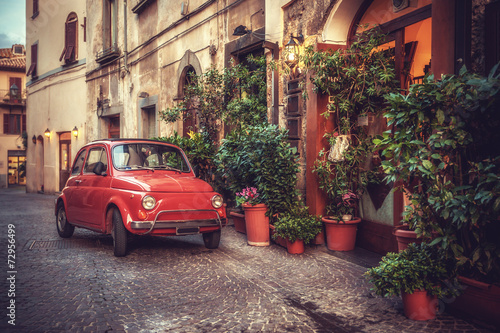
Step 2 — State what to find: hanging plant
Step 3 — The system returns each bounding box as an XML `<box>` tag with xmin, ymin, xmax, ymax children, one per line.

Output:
<box><xmin>302</xmin><ymin>27</ymin><xmax>399</xmax><ymax>218</ymax></box>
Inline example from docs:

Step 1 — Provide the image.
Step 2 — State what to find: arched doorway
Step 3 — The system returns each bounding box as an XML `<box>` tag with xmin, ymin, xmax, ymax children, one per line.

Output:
<box><xmin>352</xmin><ymin>0</ymin><xmax>432</xmax><ymax>90</ymax></box>
<box><xmin>180</xmin><ymin>65</ymin><xmax>197</xmax><ymax>137</ymax></box>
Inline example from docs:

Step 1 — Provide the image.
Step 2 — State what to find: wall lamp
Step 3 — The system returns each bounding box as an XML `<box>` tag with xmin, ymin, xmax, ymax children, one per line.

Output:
<box><xmin>72</xmin><ymin>126</ymin><xmax>78</xmax><ymax>138</ymax></box>
<box><xmin>284</xmin><ymin>34</ymin><xmax>304</xmax><ymax>67</ymax></box>
<box><xmin>44</xmin><ymin>128</ymin><xmax>51</xmax><ymax>138</ymax></box>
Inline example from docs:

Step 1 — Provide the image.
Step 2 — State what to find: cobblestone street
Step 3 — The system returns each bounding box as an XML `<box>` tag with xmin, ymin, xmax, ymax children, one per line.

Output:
<box><xmin>0</xmin><ymin>188</ymin><xmax>495</xmax><ymax>332</ymax></box>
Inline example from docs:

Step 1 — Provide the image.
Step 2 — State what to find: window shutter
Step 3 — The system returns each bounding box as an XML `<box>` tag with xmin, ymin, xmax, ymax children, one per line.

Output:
<box><xmin>28</xmin><ymin>44</ymin><xmax>37</xmax><ymax>76</ymax></box>
<box><xmin>22</xmin><ymin>115</ymin><xmax>26</xmax><ymax>133</ymax></box>
<box><xmin>33</xmin><ymin>0</ymin><xmax>39</xmax><ymax>16</ymax></box>
<box><xmin>3</xmin><ymin>114</ymin><xmax>9</xmax><ymax>134</ymax></box>
<box><xmin>62</xmin><ymin>19</ymin><xmax>77</xmax><ymax>62</ymax></box>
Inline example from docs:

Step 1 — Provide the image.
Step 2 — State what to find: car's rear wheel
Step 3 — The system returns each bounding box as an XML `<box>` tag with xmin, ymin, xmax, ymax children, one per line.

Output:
<box><xmin>203</xmin><ymin>229</ymin><xmax>221</xmax><ymax>249</ymax></box>
<box><xmin>112</xmin><ymin>209</ymin><xmax>128</xmax><ymax>257</ymax></box>
<box><xmin>56</xmin><ymin>202</ymin><xmax>74</xmax><ymax>238</ymax></box>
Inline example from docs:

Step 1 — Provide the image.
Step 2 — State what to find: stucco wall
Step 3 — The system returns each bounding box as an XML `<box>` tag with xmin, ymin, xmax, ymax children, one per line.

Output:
<box><xmin>26</xmin><ymin>0</ymin><xmax>87</xmax><ymax>194</ymax></box>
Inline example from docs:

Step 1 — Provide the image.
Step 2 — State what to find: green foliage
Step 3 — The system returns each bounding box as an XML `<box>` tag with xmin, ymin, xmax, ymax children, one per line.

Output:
<box><xmin>224</xmin><ymin>55</ymin><xmax>268</xmax><ymax>128</ymax></box>
<box><xmin>155</xmin><ymin>131</ymin><xmax>218</xmax><ymax>186</ymax></box>
<box><xmin>302</xmin><ymin>27</ymin><xmax>398</xmax><ymax>127</ymax></box>
<box><xmin>313</xmin><ymin>133</ymin><xmax>377</xmax><ymax>217</ymax></box>
<box><xmin>272</xmin><ymin>205</ymin><xmax>322</xmax><ymax>244</ymax></box>
<box><xmin>365</xmin><ymin>243</ymin><xmax>460</xmax><ymax>298</ymax></box>
<box><xmin>303</xmin><ymin>28</ymin><xmax>398</xmax><ymax>217</ymax></box>
<box><xmin>159</xmin><ymin>55</ymin><xmax>268</xmax><ymax>142</ymax></box>
<box><xmin>375</xmin><ymin>64</ymin><xmax>500</xmax><ymax>283</ymax></box>
<box><xmin>216</xmin><ymin>124</ymin><xmax>300</xmax><ymax>217</ymax></box>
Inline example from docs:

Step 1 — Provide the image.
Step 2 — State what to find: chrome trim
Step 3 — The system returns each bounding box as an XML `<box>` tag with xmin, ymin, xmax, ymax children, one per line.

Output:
<box><xmin>133</xmin><ymin>209</ymin><xmax>224</xmax><ymax>235</ymax></box>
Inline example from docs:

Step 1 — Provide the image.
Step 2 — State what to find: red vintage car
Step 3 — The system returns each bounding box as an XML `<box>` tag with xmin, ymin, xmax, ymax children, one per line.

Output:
<box><xmin>55</xmin><ymin>139</ymin><xmax>226</xmax><ymax>256</ymax></box>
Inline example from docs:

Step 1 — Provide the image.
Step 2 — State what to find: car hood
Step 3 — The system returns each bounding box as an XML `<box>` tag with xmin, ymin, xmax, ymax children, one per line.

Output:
<box><xmin>111</xmin><ymin>173</ymin><xmax>214</xmax><ymax>193</ymax></box>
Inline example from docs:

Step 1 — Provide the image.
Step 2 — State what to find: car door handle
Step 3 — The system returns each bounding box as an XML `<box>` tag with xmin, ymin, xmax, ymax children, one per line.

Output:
<box><xmin>75</xmin><ymin>180</ymin><xmax>82</xmax><ymax>183</ymax></box>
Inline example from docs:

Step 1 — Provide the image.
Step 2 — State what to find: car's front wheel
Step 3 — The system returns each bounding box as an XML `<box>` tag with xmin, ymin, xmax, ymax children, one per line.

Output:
<box><xmin>56</xmin><ymin>202</ymin><xmax>74</xmax><ymax>238</ymax></box>
<box><xmin>112</xmin><ymin>209</ymin><xmax>128</xmax><ymax>257</ymax></box>
<box><xmin>203</xmin><ymin>229</ymin><xmax>221</xmax><ymax>249</ymax></box>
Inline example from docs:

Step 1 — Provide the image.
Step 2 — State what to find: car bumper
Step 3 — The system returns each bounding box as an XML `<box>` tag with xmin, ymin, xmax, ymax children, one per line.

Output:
<box><xmin>130</xmin><ymin>209</ymin><xmax>226</xmax><ymax>235</ymax></box>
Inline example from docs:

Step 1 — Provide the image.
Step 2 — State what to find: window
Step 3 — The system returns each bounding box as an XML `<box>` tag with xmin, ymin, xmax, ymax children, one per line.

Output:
<box><xmin>13</xmin><ymin>45</ymin><xmax>24</xmax><ymax>55</ymax></box>
<box><xmin>103</xmin><ymin>0</ymin><xmax>117</xmax><ymax>52</ymax></box>
<box><xmin>96</xmin><ymin>0</ymin><xmax>120</xmax><ymax>63</ymax></box>
<box><xmin>112</xmin><ymin>144</ymin><xmax>189</xmax><ymax>172</ymax></box>
<box><xmin>71</xmin><ymin>150</ymin><xmax>87</xmax><ymax>175</ymax></box>
<box><xmin>32</xmin><ymin>0</ymin><xmax>39</xmax><ymax>18</ymax></box>
<box><xmin>27</xmin><ymin>44</ymin><xmax>37</xmax><ymax>77</ymax></box>
<box><xmin>60</xmin><ymin>13</ymin><xmax>78</xmax><ymax>63</ymax></box>
<box><xmin>84</xmin><ymin>148</ymin><xmax>108</xmax><ymax>174</ymax></box>
<box><xmin>3</xmin><ymin>114</ymin><xmax>26</xmax><ymax>135</ymax></box>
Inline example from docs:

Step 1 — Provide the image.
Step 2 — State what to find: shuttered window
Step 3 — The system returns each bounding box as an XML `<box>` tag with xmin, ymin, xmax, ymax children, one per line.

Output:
<box><xmin>60</xmin><ymin>14</ymin><xmax>78</xmax><ymax>63</ymax></box>
<box><xmin>3</xmin><ymin>114</ymin><xmax>25</xmax><ymax>135</ymax></box>
<box><xmin>33</xmin><ymin>0</ymin><xmax>39</xmax><ymax>18</ymax></box>
<box><xmin>27</xmin><ymin>44</ymin><xmax>37</xmax><ymax>77</ymax></box>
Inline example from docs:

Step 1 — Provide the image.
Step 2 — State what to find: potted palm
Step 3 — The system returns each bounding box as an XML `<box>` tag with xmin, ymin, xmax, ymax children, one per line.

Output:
<box><xmin>272</xmin><ymin>206</ymin><xmax>322</xmax><ymax>254</ymax></box>
<box><xmin>365</xmin><ymin>242</ymin><xmax>460</xmax><ymax>321</ymax></box>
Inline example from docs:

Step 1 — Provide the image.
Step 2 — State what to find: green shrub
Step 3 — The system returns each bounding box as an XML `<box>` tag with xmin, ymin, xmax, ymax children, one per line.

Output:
<box><xmin>216</xmin><ymin>124</ymin><xmax>299</xmax><ymax>217</ymax></box>
<box><xmin>273</xmin><ymin>206</ymin><xmax>322</xmax><ymax>243</ymax></box>
<box><xmin>365</xmin><ymin>243</ymin><xmax>460</xmax><ymax>298</ymax></box>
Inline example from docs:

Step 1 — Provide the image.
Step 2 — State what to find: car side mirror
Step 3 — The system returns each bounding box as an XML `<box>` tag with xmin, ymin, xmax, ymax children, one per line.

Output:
<box><xmin>93</xmin><ymin>162</ymin><xmax>107</xmax><ymax>176</ymax></box>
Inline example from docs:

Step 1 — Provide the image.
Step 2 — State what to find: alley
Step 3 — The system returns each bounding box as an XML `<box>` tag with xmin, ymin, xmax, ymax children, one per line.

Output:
<box><xmin>0</xmin><ymin>188</ymin><xmax>494</xmax><ymax>333</ymax></box>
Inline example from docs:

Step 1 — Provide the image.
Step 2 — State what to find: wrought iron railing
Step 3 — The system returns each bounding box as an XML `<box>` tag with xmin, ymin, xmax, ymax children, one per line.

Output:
<box><xmin>0</xmin><ymin>89</ymin><xmax>26</xmax><ymax>104</ymax></box>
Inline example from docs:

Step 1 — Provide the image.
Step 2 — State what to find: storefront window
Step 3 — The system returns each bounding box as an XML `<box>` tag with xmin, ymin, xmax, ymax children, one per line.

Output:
<box><xmin>8</xmin><ymin>155</ymin><xmax>26</xmax><ymax>186</ymax></box>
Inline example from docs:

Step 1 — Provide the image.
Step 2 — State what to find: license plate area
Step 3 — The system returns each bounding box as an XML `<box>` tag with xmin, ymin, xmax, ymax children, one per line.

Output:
<box><xmin>176</xmin><ymin>227</ymin><xmax>200</xmax><ymax>235</ymax></box>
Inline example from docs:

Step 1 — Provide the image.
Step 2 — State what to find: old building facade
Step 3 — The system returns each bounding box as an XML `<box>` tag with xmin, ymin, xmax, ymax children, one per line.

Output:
<box><xmin>0</xmin><ymin>44</ymin><xmax>26</xmax><ymax>188</ymax></box>
<box><xmin>25</xmin><ymin>0</ymin><xmax>87</xmax><ymax>193</ymax></box>
<box><xmin>25</xmin><ymin>0</ymin><xmax>499</xmax><ymax>252</ymax></box>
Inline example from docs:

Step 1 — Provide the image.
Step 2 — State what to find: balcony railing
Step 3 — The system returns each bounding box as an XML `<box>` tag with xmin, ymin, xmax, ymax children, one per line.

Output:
<box><xmin>96</xmin><ymin>44</ymin><xmax>120</xmax><ymax>64</ymax></box>
<box><xmin>1</xmin><ymin>89</ymin><xmax>26</xmax><ymax>105</ymax></box>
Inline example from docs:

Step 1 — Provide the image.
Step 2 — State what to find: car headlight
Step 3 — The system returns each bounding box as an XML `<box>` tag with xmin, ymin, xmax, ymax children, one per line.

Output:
<box><xmin>142</xmin><ymin>195</ymin><xmax>156</xmax><ymax>210</ymax></box>
<box><xmin>211</xmin><ymin>195</ymin><xmax>223</xmax><ymax>209</ymax></box>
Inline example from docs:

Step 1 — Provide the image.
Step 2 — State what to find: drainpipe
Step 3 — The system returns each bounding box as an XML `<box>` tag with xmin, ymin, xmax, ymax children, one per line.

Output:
<box><xmin>263</xmin><ymin>41</ymin><xmax>280</xmax><ymax>125</ymax></box>
<box><xmin>123</xmin><ymin>0</ymin><xmax>129</xmax><ymax>73</ymax></box>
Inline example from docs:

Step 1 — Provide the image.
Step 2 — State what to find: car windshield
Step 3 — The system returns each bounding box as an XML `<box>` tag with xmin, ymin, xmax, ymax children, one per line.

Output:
<box><xmin>112</xmin><ymin>143</ymin><xmax>190</xmax><ymax>172</ymax></box>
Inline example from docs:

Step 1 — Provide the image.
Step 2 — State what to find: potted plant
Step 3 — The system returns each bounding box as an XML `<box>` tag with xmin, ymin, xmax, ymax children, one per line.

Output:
<box><xmin>365</xmin><ymin>242</ymin><xmax>460</xmax><ymax>321</ymax></box>
<box><xmin>302</xmin><ymin>28</ymin><xmax>399</xmax><ymax>251</ymax></box>
<box><xmin>272</xmin><ymin>206</ymin><xmax>322</xmax><ymax>254</ymax></box>
<box><xmin>375</xmin><ymin>64</ymin><xmax>500</xmax><ymax>325</ymax></box>
<box><xmin>235</xmin><ymin>187</ymin><xmax>269</xmax><ymax>246</ymax></box>
<box><xmin>216</xmin><ymin>124</ymin><xmax>300</xmax><ymax>217</ymax></box>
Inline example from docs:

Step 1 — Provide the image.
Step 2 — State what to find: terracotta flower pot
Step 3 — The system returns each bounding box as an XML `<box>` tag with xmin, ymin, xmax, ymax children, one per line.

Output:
<box><xmin>322</xmin><ymin>216</ymin><xmax>361</xmax><ymax>251</ymax></box>
<box><xmin>243</xmin><ymin>203</ymin><xmax>269</xmax><ymax>246</ymax></box>
<box><xmin>448</xmin><ymin>276</ymin><xmax>500</xmax><ymax>328</ymax></box>
<box><xmin>401</xmin><ymin>289</ymin><xmax>438</xmax><ymax>321</ymax></box>
<box><xmin>229</xmin><ymin>211</ymin><xmax>246</xmax><ymax>234</ymax></box>
<box><xmin>394</xmin><ymin>225</ymin><xmax>421</xmax><ymax>252</ymax></box>
<box><xmin>269</xmin><ymin>224</ymin><xmax>287</xmax><ymax>248</ymax></box>
<box><xmin>286</xmin><ymin>239</ymin><xmax>305</xmax><ymax>254</ymax></box>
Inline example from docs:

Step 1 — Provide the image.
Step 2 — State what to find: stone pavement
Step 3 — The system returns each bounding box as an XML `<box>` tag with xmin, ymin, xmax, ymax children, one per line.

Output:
<box><xmin>0</xmin><ymin>188</ymin><xmax>496</xmax><ymax>333</ymax></box>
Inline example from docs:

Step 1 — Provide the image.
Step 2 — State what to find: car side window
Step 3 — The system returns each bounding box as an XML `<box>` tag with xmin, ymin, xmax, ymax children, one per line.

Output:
<box><xmin>71</xmin><ymin>150</ymin><xmax>87</xmax><ymax>175</ymax></box>
<box><xmin>84</xmin><ymin>147</ymin><xmax>108</xmax><ymax>174</ymax></box>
